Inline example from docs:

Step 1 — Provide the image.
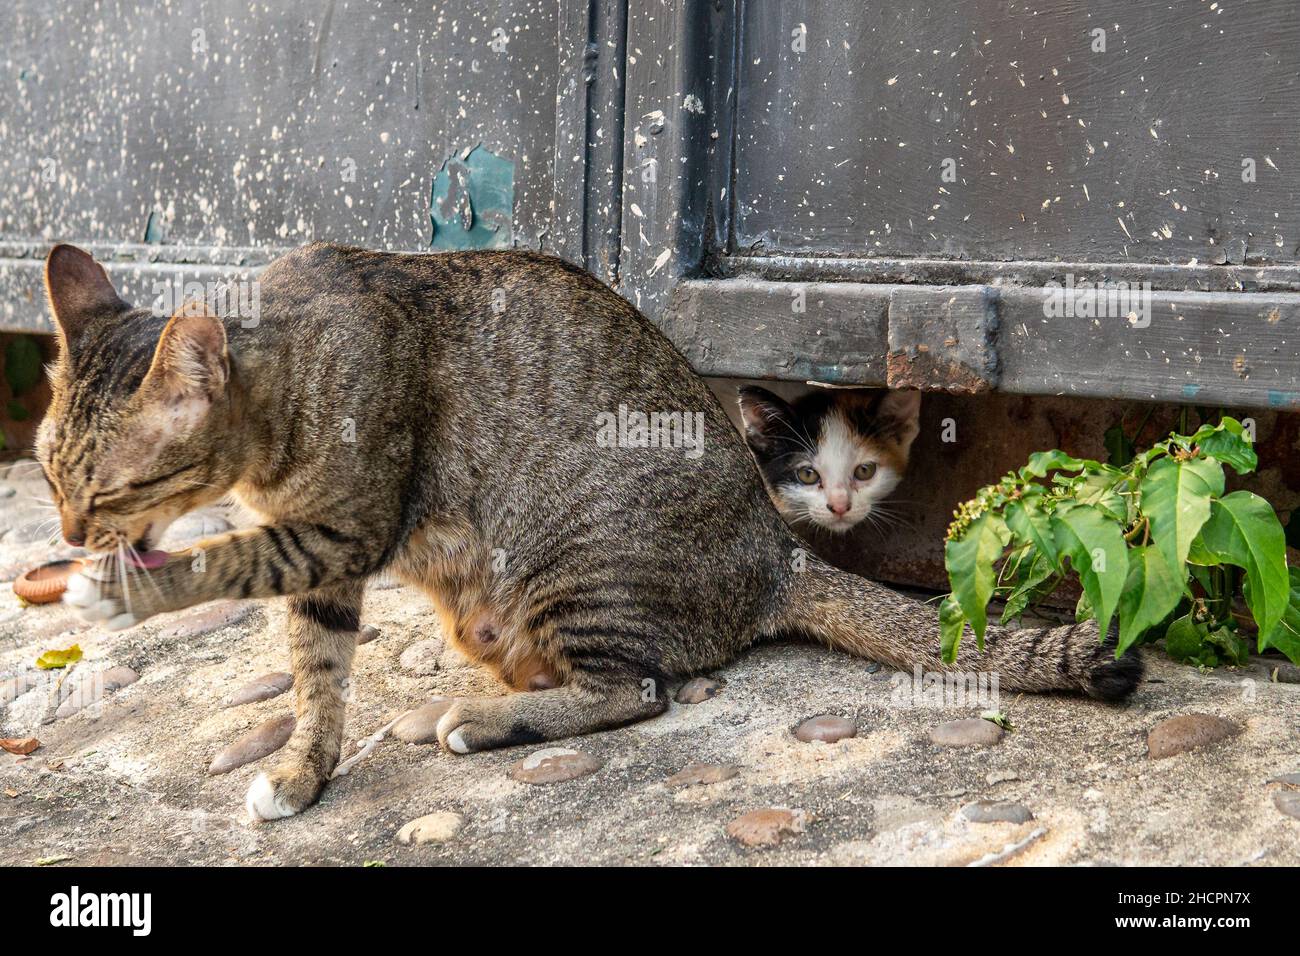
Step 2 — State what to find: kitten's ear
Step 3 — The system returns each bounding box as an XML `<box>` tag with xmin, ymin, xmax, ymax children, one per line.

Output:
<box><xmin>875</xmin><ymin>389</ymin><xmax>922</xmax><ymax>452</ymax></box>
<box><xmin>737</xmin><ymin>385</ymin><xmax>795</xmax><ymax>454</ymax></box>
<box><xmin>142</xmin><ymin>304</ymin><xmax>229</xmax><ymax>401</ymax></box>
<box><xmin>43</xmin><ymin>244</ymin><xmax>129</xmax><ymax>341</ymax></box>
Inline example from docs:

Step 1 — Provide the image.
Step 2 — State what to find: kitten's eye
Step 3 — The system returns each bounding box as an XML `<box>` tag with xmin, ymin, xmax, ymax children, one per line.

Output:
<box><xmin>854</xmin><ymin>463</ymin><xmax>877</xmax><ymax>481</ymax></box>
<box><xmin>796</xmin><ymin>466</ymin><xmax>820</xmax><ymax>485</ymax></box>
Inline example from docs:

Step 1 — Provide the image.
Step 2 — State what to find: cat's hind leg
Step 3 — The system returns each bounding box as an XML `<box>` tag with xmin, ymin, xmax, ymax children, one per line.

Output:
<box><xmin>435</xmin><ymin>673</ymin><xmax>667</xmax><ymax>754</ymax></box>
<box><xmin>246</xmin><ymin>580</ymin><xmax>363</xmax><ymax>821</ymax></box>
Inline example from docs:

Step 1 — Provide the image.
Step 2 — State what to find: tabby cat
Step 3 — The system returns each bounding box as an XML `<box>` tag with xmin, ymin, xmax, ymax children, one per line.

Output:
<box><xmin>38</xmin><ymin>243</ymin><xmax>1141</xmax><ymax>821</ymax></box>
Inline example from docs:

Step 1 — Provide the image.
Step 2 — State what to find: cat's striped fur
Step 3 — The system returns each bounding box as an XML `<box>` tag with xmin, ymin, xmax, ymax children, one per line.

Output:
<box><xmin>38</xmin><ymin>243</ymin><xmax>1141</xmax><ymax>820</ymax></box>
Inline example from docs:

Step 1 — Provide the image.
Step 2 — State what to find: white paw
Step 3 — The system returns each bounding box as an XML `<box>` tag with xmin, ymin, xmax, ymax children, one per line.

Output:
<box><xmin>245</xmin><ymin>773</ymin><xmax>297</xmax><ymax>822</ymax></box>
<box><xmin>63</xmin><ymin>572</ymin><xmax>137</xmax><ymax>629</ymax></box>
<box><xmin>436</xmin><ymin>706</ymin><xmax>472</xmax><ymax>754</ymax></box>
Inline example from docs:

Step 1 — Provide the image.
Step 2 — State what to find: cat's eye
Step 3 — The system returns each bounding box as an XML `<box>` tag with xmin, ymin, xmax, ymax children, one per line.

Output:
<box><xmin>796</xmin><ymin>466</ymin><xmax>820</xmax><ymax>485</ymax></box>
<box><xmin>854</xmin><ymin>463</ymin><xmax>877</xmax><ymax>481</ymax></box>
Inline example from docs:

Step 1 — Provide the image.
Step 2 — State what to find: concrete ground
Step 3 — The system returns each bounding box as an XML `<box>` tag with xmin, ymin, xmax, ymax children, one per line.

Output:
<box><xmin>1</xmin><ymin>457</ymin><xmax>1298</xmax><ymax>867</ymax></box>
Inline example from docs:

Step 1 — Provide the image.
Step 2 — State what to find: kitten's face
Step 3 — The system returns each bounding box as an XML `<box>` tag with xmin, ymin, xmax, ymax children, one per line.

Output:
<box><xmin>738</xmin><ymin>386</ymin><xmax>920</xmax><ymax>533</ymax></box>
<box><xmin>35</xmin><ymin>245</ymin><xmax>234</xmax><ymax>556</ymax></box>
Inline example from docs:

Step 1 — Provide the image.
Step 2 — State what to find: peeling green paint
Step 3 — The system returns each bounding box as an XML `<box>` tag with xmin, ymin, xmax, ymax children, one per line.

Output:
<box><xmin>429</xmin><ymin>144</ymin><xmax>514</xmax><ymax>251</ymax></box>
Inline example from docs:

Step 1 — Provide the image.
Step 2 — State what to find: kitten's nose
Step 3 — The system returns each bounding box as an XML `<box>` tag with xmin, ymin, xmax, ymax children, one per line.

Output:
<box><xmin>826</xmin><ymin>499</ymin><xmax>851</xmax><ymax>517</ymax></box>
<box><xmin>61</xmin><ymin>514</ymin><xmax>86</xmax><ymax>547</ymax></box>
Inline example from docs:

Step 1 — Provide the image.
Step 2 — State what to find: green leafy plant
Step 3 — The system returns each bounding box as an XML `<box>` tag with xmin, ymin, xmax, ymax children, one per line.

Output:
<box><xmin>941</xmin><ymin>417</ymin><xmax>1299</xmax><ymax>668</ymax></box>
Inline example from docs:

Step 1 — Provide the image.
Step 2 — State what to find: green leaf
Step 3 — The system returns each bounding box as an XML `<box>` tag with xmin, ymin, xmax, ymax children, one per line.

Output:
<box><xmin>36</xmin><ymin>643</ymin><xmax>83</xmax><ymax>670</ymax></box>
<box><xmin>1139</xmin><ymin>455</ymin><xmax>1224</xmax><ymax>573</ymax></box>
<box><xmin>999</xmin><ymin>550</ymin><xmax>1056</xmax><ymax>625</ymax></box>
<box><xmin>1257</xmin><ymin>567</ymin><xmax>1300</xmax><ymax>665</ymax></box>
<box><xmin>1005</xmin><ymin>497</ymin><xmax>1057</xmax><ymax>566</ymax></box>
<box><xmin>1164</xmin><ymin>613</ymin><xmax>1210</xmax><ymax>663</ymax></box>
<box><xmin>1196</xmin><ymin>491</ymin><xmax>1289</xmax><ymax>641</ymax></box>
<box><xmin>944</xmin><ymin>513</ymin><xmax>1009</xmax><ymax>645</ymax></box>
<box><xmin>1117</xmin><ymin>546</ymin><xmax>1186</xmax><ymax>653</ymax></box>
<box><xmin>939</xmin><ymin>594</ymin><xmax>968</xmax><ymax>664</ymax></box>
<box><xmin>1206</xmin><ymin>626</ymin><xmax>1250</xmax><ymax>667</ymax></box>
<box><xmin>1051</xmin><ymin>504</ymin><xmax>1129</xmax><ymax>637</ymax></box>
<box><xmin>1197</xmin><ymin>429</ymin><xmax>1257</xmax><ymax>476</ymax></box>
<box><xmin>3</xmin><ymin>336</ymin><xmax>41</xmax><ymax>396</ymax></box>
<box><xmin>1019</xmin><ymin>449</ymin><xmax>1087</xmax><ymax>480</ymax></box>
<box><xmin>1075</xmin><ymin>472</ymin><xmax>1127</xmax><ymax>522</ymax></box>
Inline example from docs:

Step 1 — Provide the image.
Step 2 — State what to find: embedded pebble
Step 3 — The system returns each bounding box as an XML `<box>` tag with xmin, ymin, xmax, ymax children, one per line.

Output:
<box><xmin>1268</xmin><ymin>772</ymin><xmax>1300</xmax><ymax>787</ymax></box>
<box><xmin>794</xmin><ymin>715</ymin><xmax>857</xmax><ymax>743</ymax></box>
<box><xmin>392</xmin><ymin>699</ymin><xmax>454</xmax><ymax>744</ymax></box>
<box><xmin>396</xmin><ymin>811</ymin><xmax>463</xmax><ymax>845</ymax></box>
<box><xmin>55</xmin><ymin>666</ymin><xmax>140</xmax><ymax>718</ymax></box>
<box><xmin>930</xmin><ymin>718</ymin><xmax>1004</xmax><ymax>747</ymax></box>
<box><xmin>962</xmin><ymin>800</ymin><xmax>1035</xmax><ymax>824</ymax></box>
<box><xmin>160</xmin><ymin>511</ymin><xmax>234</xmax><ymax>547</ymax></box>
<box><xmin>1</xmin><ymin>674</ymin><xmax>38</xmax><ymax>704</ymax></box>
<box><xmin>223</xmin><ymin>672</ymin><xmax>293</xmax><ymax>709</ymax></box>
<box><xmin>665</xmin><ymin>762</ymin><xmax>739</xmax><ymax>788</ymax></box>
<box><xmin>157</xmin><ymin>602</ymin><xmax>254</xmax><ymax>641</ymax></box>
<box><xmin>508</xmin><ymin>747</ymin><xmax>603</xmax><ymax>784</ymax></box>
<box><xmin>986</xmin><ymin>770</ymin><xmax>1020</xmax><ymax>785</ymax></box>
<box><xmin>676</xmin><ymin>677</ymin><xmax>723</xmax><ymax>704</ymax></box>
<box><xmin>0</xmin><ymin>484</ymin><xmax>14</xmax><ymax>499</ymax></box>
<box><xmin>725</xmin><ymin>808</ymin><xmax>807</xmax><ymax>847</ymax></box>
<box><xmin>207</xmin><ymin>715</ymin><xmax>296</xmax><ymax>775</ymax></box>
<box><xmin>356</xmin><ymin>624</ymin><xmax>381</xmax><ymax>645</ymax></box>
<box><xmin>399</xmin><ymin>639</ymin><xmax>442</xmax><ymax>675</ymax></box>
<box><xmin>1275</xmin><ymin>791</ymin><xmax>1300</xmax><ymax>821</ymax></box>
<box><xmin>1273</xmin><ymin>664</ymin><xmax>1300</xmax><ymax>684</ymax></box>
<box><xmin>1146</xmin><ymin>714</ymin><xmax>1241</xmax><ymax>759</ymax></box>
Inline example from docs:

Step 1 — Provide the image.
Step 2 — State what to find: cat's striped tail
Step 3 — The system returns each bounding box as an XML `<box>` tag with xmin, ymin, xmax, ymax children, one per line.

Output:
<box><xmin>774</xmin><ymin>557</ymin><xmax>1143</xmax><ymax>701</ymax></box>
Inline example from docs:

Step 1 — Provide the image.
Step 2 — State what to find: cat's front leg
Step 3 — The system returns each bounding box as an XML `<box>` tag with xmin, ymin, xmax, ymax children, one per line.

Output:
<box><xmin>246</xmin><ymin>581</ymin><xmax>363</xmax><ymax>820</ymax></box>
<box><xmin>64</xmin><ymin>523</ymin><xmax>376</xmax><ymax>626</ymax></box>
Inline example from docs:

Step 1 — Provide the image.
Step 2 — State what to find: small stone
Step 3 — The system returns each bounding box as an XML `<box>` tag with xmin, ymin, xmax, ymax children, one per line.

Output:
<box><xmin>357</xmin><ymin>624</ymin><xmax>381</xmax><ymax>645</ymax></box>
<box><xmin>962</xmin><ymin>800</ymin><xmax>1035</xmax><ymax>824</ymax></box>
<box><xmin>866</xmin><ymin>661</ymin><xmax>881</xmax><ymax>673</ymax></box>
<box><xmin>159</xmin><ymin>511</ymin><xmax>234</xmax><ymax>548</ymax></box>
<box><xmin>157</xmin><ymin>602</ymin><xmax>254</xmax><ymax>641</ymax></box>
<box><xmin>396</xmin><ymin>811</ymin><xmax>463</xmax><ymax>845</ymax></box>
<box><xmin>986</xmin><ymin>770</ymin><xmax>1020</xmax><ymax>786</ymax></box>
<box><xmin>676</xmin><ymin>677</ymin><xmax>723</xmax><ymax>704</ymax></box>
<box><xmin>1275</xmin><ymin>790</ymin><xmax>1300</xmax><ymax>821</ymax></box>
<box><xmin>665</xmin><ymin>762</ymin><xmax>739</xmax><ymax>788</ymax></box>
<box><xmin>1268</xmin><ymin>772</ymin><xmax>1300</xmax><ymax>787</ymax></box>
<box><xmin>0</xmin><ymin>737</ymin><xmax>39</xmax><ymax>755</ymax></box>
<box><xmin>794</xmin><ymin>715</ymin><xmax>857</xmax><ymax>743</ymax></box>
<box><xmin>392</xmin><ymin>699</ymin><xmax>454</xmax><ymax>744</ymax></box>
<box><xmin>223</xmin><ymin>672</ymin><xmax>293</xmax><ymax>709</ymax></box>
<box><xmin>207</xmin><ymin>715</ymin><xmax>296</xmax><ymax>775</ymax></box>
<box><xmin>0</xmin><ymin>484</ymin><xmax>15</xmax><ymax>499</ymax></box>
<box><xmin>369</xmin><ymin>574</ymin><xmax>403</xmax><ymax>590</ymax></box>
<box><xmin>0</xmin><ymin>674</ymin><xmax>38</xmax><ymax>704</ymax></box>
<box><xmin>55</xmin><ymin>666</ymin><xmax>139</xmax><ymax>718</ymax></box>
<box><xmin>930</xmin><ymin>718</ymin><xmax>1003</xmax><ymax>747</ymax></box>
<box><xmin>508</xmin><ymin>747</ymin><xmax>602</xmax><ymax>784</ymax></box>
<box><xmin>1273</xmin><ymin>663</ymin><xmax>1300</xmax><ymax>684</ymax></box>
<box><xmin>399</xmin><ymin>639</ymin><xmax>442</xmax><ymax>675</ymax></box>
<box><xmin>725</xmin><ymin>808</ymin><xmax>807</xmax><ymax>847</ymax></box>
<box><xmin>1146</xmin><ymin>714</ymin><xmax>1241</xmax><ymax>759</ymax></box>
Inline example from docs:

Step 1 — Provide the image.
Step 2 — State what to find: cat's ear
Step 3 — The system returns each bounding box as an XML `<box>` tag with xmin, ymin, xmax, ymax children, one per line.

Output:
<box><xmin>43</xmin><ymin>244</ymin><xmax>129</xmax><ymax>341</ymax></box>
<box><xmin>737</xmin><ymin>385</ymin><xmax>795</xmax><ymax>454</ymax></box>
<box><xmin>142</xmin><ymin>304</ymin><xmax>229</xmax><ymax>402</ymax></box>
<box><xmin>875</xmin><ymin>389</ymin><xmax>922</xmax><ymax>452</ymax></box>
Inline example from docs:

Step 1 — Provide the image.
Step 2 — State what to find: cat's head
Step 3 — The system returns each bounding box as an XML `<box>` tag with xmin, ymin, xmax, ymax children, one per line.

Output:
<box><xmin>35</xmin><ymin>244</ymin><xmax>237</xmax><ymax>555</ymax></box>
<box><xmin>738</xmin><ymin>386</ymin><xmax>920</xmax><ymax>533</ymax></box>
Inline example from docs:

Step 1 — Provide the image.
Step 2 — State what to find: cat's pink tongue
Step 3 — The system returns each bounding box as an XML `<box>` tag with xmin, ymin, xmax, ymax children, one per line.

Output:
<box><xmin>128</xmin><ymin>550</ymin><xmax>170</xmax><ymax>570</ymax></box>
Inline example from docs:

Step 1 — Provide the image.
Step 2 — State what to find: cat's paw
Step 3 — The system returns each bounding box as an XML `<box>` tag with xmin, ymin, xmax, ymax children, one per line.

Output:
<box><xmin>245</xmin><ymin>765</ymin><xmax>326</xmax><ymax>822</ymax></box>
<box><xmin>436</xmin><ymin>697</ymin><xmax>545</xmax><ymax>754</ymax></box>
<box><xmin>62</xmin><ymin>570</ymin><xmax>138</xmax><ymax>631</ymax></box>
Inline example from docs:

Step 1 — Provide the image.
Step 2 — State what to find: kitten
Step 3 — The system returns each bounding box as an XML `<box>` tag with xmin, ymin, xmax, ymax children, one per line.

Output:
<box><xmin>737</xmin><ymin>386</ymin><xmax>920</xmax><ymax>533</ymax></box>
<box><xmin>38</xmin><ymin>242</ymin><xmax>1141</xmax><ymax>822</ymax></box>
